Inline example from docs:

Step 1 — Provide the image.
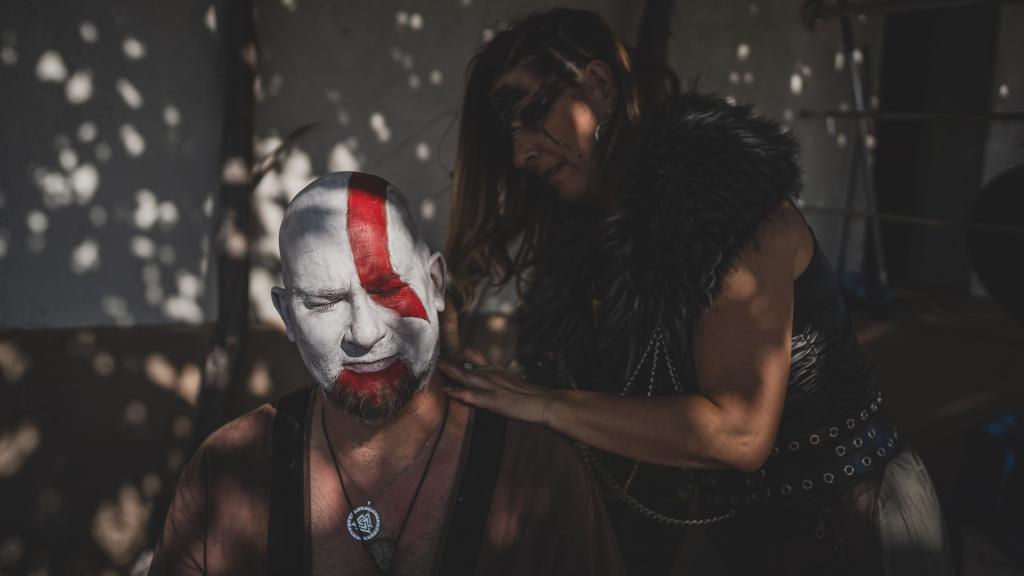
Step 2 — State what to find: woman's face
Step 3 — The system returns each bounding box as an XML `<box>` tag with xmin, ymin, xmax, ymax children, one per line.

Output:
<box><xmin>491</xmin><ymin>65</ymin><xmax>613</xmax><ymax>202</ymax></box>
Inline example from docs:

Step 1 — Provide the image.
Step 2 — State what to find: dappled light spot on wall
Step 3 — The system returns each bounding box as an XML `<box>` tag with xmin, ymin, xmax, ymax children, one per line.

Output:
<box><xmin>396</xmin><ymin>11</ymin><xmax>409</xmax><ymax>27</ymax></box>
<box><xmin>851</xmin><ymin>49</ymin><xmax>863</xmax><ymax>65</ymax></box>
<box><xmin>409</xmin><ymin>13</ymin><xmax>424</xmax><ymax>31</ymax></box>
<box><xmin>177</xmin><ymin>271</ymin><xmax>201</xmax><ymax>300</ymax></box>
<box><xmin>133</xmin><ymin>189</ymin><xmax>159</xmax><ymax>229</ymax></box>
<box><xmin>144</xmin><ymin>354</ymin><xmax>176</xmax><ymax>389</ymax></box>
<box><xmin>279</xmin><ymin>147</ymin><xmax>314</xmax><ymax>197</ymax></box>
<box><xmin>0</xmin><ymin>341</ymin><xmax>29</xmax><ymax>383</ymax></box>
<box><xmin>89</xmin><ymin>205</ymin><xmax>108</xmax><ymax>227</ymax></box>
<box><xmin>71</xmin><ymin>163</ymin><xmax>99</xmax><ymax>203</ymax></box>
<box><xmin>203</xmin><ymin>194</ymin><xmax>214</xmax><ymax>217</ymax></box>
<box><xmin>743</xmin><ymin>72</ymin><xmax>755</xmax><ymax>85</ymax></box>
<box><xmin>26</xmin><ymin>210</ymin><xmax>48</xmax><ymax>234</ymax></box>
<box><xmin>336</xmin><ymin>109</ymin><xmax>351</xmax><ymax>126</ymax></box>
<box><xmin>789</xmin><ymin>73</ymin><xmax>803</xmax><ymax>96</ymax></box>
<box><xmin>749</xmin><ymin>3</ymin><xmax>760</xmax><ymax>15</ymax></box>
<box><xmin>93</xmin><ymin>351</ymin><xmax>116</xmax><ymax>377</ymax></box>
<box><xmin>95</xmin><ymin>141</ymin><xmax>112</xmax><ymax>162</ymax></box>
<box><xmin>327</xmin><ymin>142</ymin><xmax>360</xmax><ymax>172</ymax></box>
<box><xmin>801</xmin><ymin>64</ymin><xmax>812</xmax><ymax>78</ymax></box>
<box><xmin>1</xmin><ymin>46</ymin><xmax>16</xmax><ymax>66</ymax></box>
<box><xmin>163</xmin><ymin>105</ymin><xmax>182</xmax><ymax>127</ymax></box>
<box><xmin>119</xmin><ymin>124</ymin><xmax>146</xmax><ymax>157</ymax></box>
<box><xmin>91</xmin><ymin>484</ymin><xmax>151</xmax><ymax>567</ymax></box>
<box><xmin>736</xmin><ymin>43</ymin><xmax>750</xmax><ymax>62</ymax></box>
<box><xmin>836</xmin><ymin>133</ymin><xmax>848</xmax><ymax>148</ymax></box>
<box><xmin>172</xmin><ymin>415</ymin><xmax>192</xmax><ymax>439</ymax></box>
<box><xmin>408</xmin><ymin>74</ymin><xmax>421</xmax><ymax>90</ymax></box>
<box><xmin>0</xmin><ymin>537</ymin><xmax>23</xmax><ymax>567</ymax></box>
<box><xmin>248</xmin><ymin>360</ymin><xmax>273</xmax><ymax>397</ymax></box>
<box><xmin>36</xmin><ymin>50</ymin><xmax>67</xmax><ymax>82</ymax></box>
<box><xmin>419</xmin><ymin>198</ymin><xmax>436</xmax><ymax>222</ymax></box>
<box><xmin>122</xmin><ymin>37</ymin><xmax>146</xmax><ymax>61</ymax></box>
<box><xmin>163</xmin><ymin>294</ymin><xmax>203</xmax><ymax>324</ymax></box>
<box><xmin>250</xmin><ymin>266</ymin><xmax>282</xmax><ymax>324</ymax></box>
<box><xmin>0</xmin><ymin>422</ymin><xmax>41</xmax><ymax>478</ymax></box>
<box><xmin>369</xmin><ymin>112</ymin><xmax>392</xmax><ymax>143</ymax></box>
<box><xmin>998</xmin><ymin>83</ymin><xmax>1010</xmax><ymax>99</ymax></box>
<box><xmin>401</xmin><ymin>53</ymin><xmax>415</xmax><ymax>70</ymax></box>
<box><xmin>115</xmin><ymin>78</ymin><xmax>144</xmax><ymax>110</ymax></box>
<box><xmin>724</xmin><ymin>95</ymin><xmax>737</xmax><ymax>106</ymax></box>
<box><xmin>864</xmin><ymin>134</ymin><xmax>876</xmax><ymax>151</ymax></box>
<box><xmin>481</xmin><ymin>28</ymin><xmax>495</xmax><ymax>42</ymax></box>
<box><xmin>834</xmin><ymin>51</ymin><xmax>845</xmax><ymax>72</ymax></box>
<box><xmin>280</xmin><ymin>0</ymin><xmax>298</xmax><ymax>12</ymax></box>
<box><xmin>729</xmin><ymin>70</ymin><xmax>740</xmax><ymax>85</ymax></box>
<box><xmin>415</xmin><ymin>142</ymin><xmax>430</xmax><ymax>162</ymax></box>
<box><xmin>70</xmin><ymin>237</ymin><xmax>100</xmax><ymax>274</ymax></box>
<box><xmin>141</xmin><ymin>473</ymin><xmax>162</xmax><ymax>499</ymax></box>
<box><xmin>242</xmin><ymin>43</ymin><xmax>258</xmax><ymax>71</ymax></box>
<box><xmin>177</xmin><ymin>363</ymin><xmax>201</xmax><ymax>405</ymax></box>
<box><xmin>124</xmin><ymin>400</ymin><xmax>147</xmax><ymax>426</ymax></box>
<box><xmin>0</xmin><ymin>228</ymin><xmax>8</xmax><ymax>259</ymax></box>
<box><xmin>826</xmin><ymin>116</ymin><xmax>836</xmax><ymax>136</ymax></box>
<box><xmin>66</xmin><ymin>69</ymin><xmax>94</xmax><ymax>105</ymax></box>
<box><xmin>205</xmin><ymin>5</ymin><xmax>218</xmax><ymax>33</ymax></box>
<box><xmin>221</xmin><ymin>156</ymin><xmax>250</xmax><ymax>185</ymax></box>
<box><xmin>35</xmin><ymin>166</ymin><xmax>74</xmax><ymax>208</ymax></box>
<box><xmin>67</xmin><ymin>330</ymin><xmax>97</xmax><ymax>358</ymax></box>
<box><xmin>101</xmin><ymin>295</ymin><xmax>133</xmax><ymax>326</ymax></box>
<box><xmin>166</xmin><ymin>448</ymin><xmax>185</xmax><ymax>472</ymax></box>
<box><xmin>429</xmin><ymin>69</ymin><xmax>443</xmax><ymax>86</ymax></box>
<box><xmin>59</xmin><ymin>148</ymin><xmax>78</xmax><ymax>171</ymax></box>
<box><xmin>131</xmin><ymin>236</ymin><xmax>155</xmax><ymax>259</ymax></box>
<box><xmin>79</xmin><ymin>21</ymin><xmax>99</xmax><ymax>44</ymax></box>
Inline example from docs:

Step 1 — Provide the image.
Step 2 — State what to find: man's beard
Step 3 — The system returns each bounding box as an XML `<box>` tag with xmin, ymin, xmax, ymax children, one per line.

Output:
<box><xmin>323</xmin><ymin>343</ymin><xmax>438</xmax><ymax>424</ymax></box>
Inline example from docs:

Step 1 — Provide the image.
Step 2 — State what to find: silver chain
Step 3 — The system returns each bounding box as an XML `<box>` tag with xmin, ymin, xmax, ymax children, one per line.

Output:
<box><xmin>579</xmin><ymin>329</ymin><xmax>736</xmax><ymax>527</ymax></box>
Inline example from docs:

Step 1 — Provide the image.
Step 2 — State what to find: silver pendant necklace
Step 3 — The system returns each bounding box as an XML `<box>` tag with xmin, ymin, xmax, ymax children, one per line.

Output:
<box><xmin>320</xmin><ymin>392</ymin><xmax>448</xmax><ymax>574</ymax></box>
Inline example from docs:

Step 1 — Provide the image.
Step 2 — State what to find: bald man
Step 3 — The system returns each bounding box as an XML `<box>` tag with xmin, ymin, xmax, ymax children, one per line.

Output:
<box><xmin>149</xmin><ymin>172</ymin><xmax>626</xmax><ymax>576</ymax></box>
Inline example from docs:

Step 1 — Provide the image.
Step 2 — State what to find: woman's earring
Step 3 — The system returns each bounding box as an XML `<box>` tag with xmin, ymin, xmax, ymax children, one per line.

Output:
<box><xmin>594</xmin><ymin>100</ymin><xmax>617</xmax><ymax>143</ymax></box>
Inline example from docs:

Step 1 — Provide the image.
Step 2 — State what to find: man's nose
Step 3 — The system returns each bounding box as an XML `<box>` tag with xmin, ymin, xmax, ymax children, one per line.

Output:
<box><xmin>342</xmin><ymin>293</ymin><xmax>387</xmax><ymax>356</ymax></box>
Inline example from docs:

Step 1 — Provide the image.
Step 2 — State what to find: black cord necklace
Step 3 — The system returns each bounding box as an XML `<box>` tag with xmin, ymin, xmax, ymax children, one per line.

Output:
<box><xmin>319</xmin><ymin>392</ymin><xmax>448</xmax><ymax>575</ymax></box>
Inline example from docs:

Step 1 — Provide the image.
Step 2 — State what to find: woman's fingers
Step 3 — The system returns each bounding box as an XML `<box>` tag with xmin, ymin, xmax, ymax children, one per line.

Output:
<box><xmin>437</xmin><ymin>360</ymin><xmax>496</xmax><ymax>390</ymax></box>
<box><xmin>462</xmin><ymin>348</ymin><xmax>490</xmax><ymax>367</ymax></box>
<box><xmin>439</xmin><ymin>295</ymin><xmax>462</xmax><ymax>356</ymax></box>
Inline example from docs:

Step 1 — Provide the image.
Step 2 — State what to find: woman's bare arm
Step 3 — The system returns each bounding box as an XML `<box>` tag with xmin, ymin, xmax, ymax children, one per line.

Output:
<box><xmin>441</xmin><ymin>204</ymin><xmax>805</xmax><ymax>471</ymax></box>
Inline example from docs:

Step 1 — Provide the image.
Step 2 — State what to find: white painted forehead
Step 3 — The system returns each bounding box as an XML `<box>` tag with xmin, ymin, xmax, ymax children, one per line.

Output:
<box><xmin>279</xmin><ymin>171</ymin><xmax>426</xmax><ymax>262</ymax></box>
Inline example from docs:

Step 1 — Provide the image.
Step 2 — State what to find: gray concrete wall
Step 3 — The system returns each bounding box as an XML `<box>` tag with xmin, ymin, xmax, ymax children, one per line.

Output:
<box><xmin>0</xmin><ymin>0</ymin><xmax>223</xmax><ymax>329</ymax></box>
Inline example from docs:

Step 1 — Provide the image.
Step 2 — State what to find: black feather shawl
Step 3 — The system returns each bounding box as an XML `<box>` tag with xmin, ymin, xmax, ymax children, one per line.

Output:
<box><xmin>513</xmin><ymin>92</ymin><xmax>803</xmax><ymax>394</ymax></box>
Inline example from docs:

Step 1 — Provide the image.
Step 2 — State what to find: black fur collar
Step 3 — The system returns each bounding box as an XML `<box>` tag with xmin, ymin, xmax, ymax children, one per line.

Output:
<box><xmin>513</xmin><ymin>91</ymin><xmax>803</xmax><ymax>394</ymax></box>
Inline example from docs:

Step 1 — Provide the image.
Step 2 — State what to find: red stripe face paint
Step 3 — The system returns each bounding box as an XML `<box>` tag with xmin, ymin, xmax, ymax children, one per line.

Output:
<box><xmin>346</xmin><ymin>172</ymin><xmax>429</xmax><ymax>321</ymax></box>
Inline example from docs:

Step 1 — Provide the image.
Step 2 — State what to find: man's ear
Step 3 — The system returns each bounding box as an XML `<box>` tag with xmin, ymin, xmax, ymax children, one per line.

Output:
<box><xmin>427</xmin><ymin>252</ymin><xmax>447</xmax><ymax>313</ymax></box>
<box><xmin>583</xmin><ymin>60</ymin><xmax>617</xmax><ymax>114</ymax></box>
<box><xmin>271</xmin><ymin>286</ymin><xmax>296</xmax><ymax>342</ymax></box>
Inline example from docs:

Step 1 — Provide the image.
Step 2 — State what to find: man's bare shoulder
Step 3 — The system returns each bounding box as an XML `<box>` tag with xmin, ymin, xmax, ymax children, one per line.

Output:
<box><xmin>195</xmin><ymin>400</ymin><xmax>282</xmax><ymax>467</ymax></box>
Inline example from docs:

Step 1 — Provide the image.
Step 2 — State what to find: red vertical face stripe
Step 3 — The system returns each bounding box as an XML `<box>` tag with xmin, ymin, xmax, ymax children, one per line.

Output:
<box><xmin>346</xmin><ymin>173</ymin><xmax>429</xmax><ymax>321</ymax></box>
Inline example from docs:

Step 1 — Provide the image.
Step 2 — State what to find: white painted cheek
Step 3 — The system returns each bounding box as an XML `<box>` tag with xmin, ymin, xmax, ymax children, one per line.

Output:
<box><xmin>292</xmin><ymin>309</ymin><xmax>346</xmax><ymax>387</ymax></box>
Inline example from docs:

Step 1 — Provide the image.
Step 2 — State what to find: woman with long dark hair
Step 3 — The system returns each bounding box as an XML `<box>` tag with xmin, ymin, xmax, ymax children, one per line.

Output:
<box><xmin>437</xmin><ymin>8</ymin><xmax>952</xmax><ymax>575</ymax></box>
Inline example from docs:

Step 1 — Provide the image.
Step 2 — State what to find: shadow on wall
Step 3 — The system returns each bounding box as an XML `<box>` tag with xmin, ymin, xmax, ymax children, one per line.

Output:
<box><xmin>0</xmin><ymin>325</ymin><xmax>309</xmax><ymax>574</ymax></box>
<box><xmin>0</xmin><ymin>0</ymin><xmax>223</xmax><ymax>330</ymax></box>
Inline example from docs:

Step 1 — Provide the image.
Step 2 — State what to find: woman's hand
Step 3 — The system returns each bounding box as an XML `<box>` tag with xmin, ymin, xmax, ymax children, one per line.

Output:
<box><xmin>438</xmin><ymin>348</ymin><xmax>556</xmax><ymax>426</ymax></box>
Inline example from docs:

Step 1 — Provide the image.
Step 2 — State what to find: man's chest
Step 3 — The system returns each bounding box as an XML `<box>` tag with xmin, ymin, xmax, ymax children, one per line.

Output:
<box><xmin>308</xmin><ymin>445</ymin><xmax>460</xmax><ymax>575</ymax></box>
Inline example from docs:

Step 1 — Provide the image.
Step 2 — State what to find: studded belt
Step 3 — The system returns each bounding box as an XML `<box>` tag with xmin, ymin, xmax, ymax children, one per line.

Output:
<box><xmin>695</xmin><ymin>392</ymin><xmax>902</xmax><ymax>513</ymax></box>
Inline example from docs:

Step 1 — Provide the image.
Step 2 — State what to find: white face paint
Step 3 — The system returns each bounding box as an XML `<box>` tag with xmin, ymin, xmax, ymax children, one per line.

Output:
<box><xmin>272</xmin><ymin>172</ymin><xmax>445</xmax><ymax>422</ymax></box>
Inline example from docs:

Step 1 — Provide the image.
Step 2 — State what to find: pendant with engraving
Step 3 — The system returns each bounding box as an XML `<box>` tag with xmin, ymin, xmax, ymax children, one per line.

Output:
<box><xmin>347</xmin><ymin>504</ymin><xmax>382</xmax><ymax>541</ymax></box>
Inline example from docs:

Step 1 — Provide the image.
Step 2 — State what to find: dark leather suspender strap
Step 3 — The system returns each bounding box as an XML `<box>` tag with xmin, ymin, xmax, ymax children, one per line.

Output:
<box><xmin>268</xmin><ymin>387</ymin><xmax>313</xmax><ymax>576</ymax></box>
<box><xmin>437</xmin><ymin>409</ymin><xmax>507</xmax><ymax>575</ymax></box>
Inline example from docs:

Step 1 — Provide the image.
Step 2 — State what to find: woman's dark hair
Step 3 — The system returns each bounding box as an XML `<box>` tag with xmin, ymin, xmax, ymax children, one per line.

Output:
<box><xmin>444</xmin><ymin>8</ymin><xmax>679</xmax><ymax>306</ymax></box>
